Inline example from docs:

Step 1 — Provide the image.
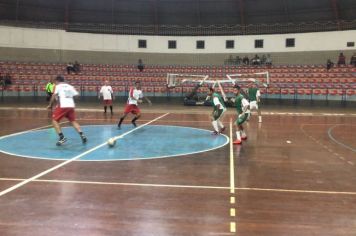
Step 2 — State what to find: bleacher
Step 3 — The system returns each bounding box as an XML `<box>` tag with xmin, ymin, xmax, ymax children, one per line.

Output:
<box><xmin>1</xmin><ymin>61</ymin><xmax>355</xmax><ymax>102</ymax></box>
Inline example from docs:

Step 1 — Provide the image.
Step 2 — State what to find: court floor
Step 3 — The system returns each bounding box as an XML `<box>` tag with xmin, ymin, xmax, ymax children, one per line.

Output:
<box><xmin>0</xmin><ymin>103</ymin><xmax>355</xmax><ymax>236</ymax></box>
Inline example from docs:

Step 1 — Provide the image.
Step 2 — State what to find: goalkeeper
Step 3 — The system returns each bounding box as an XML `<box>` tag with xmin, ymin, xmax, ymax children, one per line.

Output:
<box><xmin>208</xmin><ymin>87</ymin><xmax>226</xmax><ymax>135</ymax></box>
<box><xmin>233</xmin><ymin>85</ymin><xmax>250</xmax><ymax>145</ymax></box>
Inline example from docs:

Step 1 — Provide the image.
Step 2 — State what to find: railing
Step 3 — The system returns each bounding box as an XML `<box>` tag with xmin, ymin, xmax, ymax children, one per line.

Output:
<box><xmin>1</xmin><ymin>83</ymin><xmax>355</xmax><ymax>103</ymax></box>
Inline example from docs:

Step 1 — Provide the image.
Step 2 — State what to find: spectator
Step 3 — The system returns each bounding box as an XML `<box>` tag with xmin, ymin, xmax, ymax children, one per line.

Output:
<box><xmin>242</xmin><ymin>56</ymin><xmax>249</xmax><ymax>65</ymax></box>
<box><xmin>251</xmin><ymin>54</ymin><xmax>261</xmax><ymax>65</ymax></box>
<box><xmin>137</xmin><ymin>59</ymin><xmax>145</xmax><ymax>72</ymax></box>
<box><xmin>265</xmin><ymin>54</ymin><xmax>272</xmax><ymax>66</ymax></box>
<box><xmin>0</xmin><ymin>73</ymin><xmax>3</xmax><ymax>88</ymax></box>
<box><xmin>261</xmin><ymin>54</ymin><xmax>267</xmax><ymax>65</ymax></box>
<box><xmin>226</xmin><ymin>55</ymin><xmax>234</xmax><ymax>65</ymax></box>
<box><xmin>4</xmin><ymin>73</ymin><xmax>12</xmax><ymax>88</ymax></box>
<box><xmin>350</xmin><ymin>53</ymin><xmax>356</xmax><ymax>67</ymax></box>
<box><xmin>337</xmin><ymin>52</ymin><xmax>346</xmax><ymax>66</ymax></box>
<box><xmin>66</xmin><ymin>62</ymin><xmax>75</xmax><ymax>74</ymax></box>
<box><xmin>235</xmin><ymin>56</ymin><xmax>242</xmax><ymax>65</ymax></box>
<box><xmin>73</xmin><ymin>61</ymin><xmax>80</xmax><ymax>74</ymax></box>
<box><xmin>326</xmin><ymin>59</ymin><xmax>334</xmax><ymax>71</ymax></box>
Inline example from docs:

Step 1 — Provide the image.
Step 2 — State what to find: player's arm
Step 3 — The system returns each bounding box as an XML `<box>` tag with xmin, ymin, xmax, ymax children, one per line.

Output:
<box><xmin>47</xmin><ymin>93</ymin><xmax>56</xmax><ymax>109</ymax></box>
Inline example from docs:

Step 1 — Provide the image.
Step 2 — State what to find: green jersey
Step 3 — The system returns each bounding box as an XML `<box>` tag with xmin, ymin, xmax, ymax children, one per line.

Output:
<box><xmin>46</xmin><ymin>82</ymin><xmax>54</xmax><ymax>93</ymax></box>
<box><xmin>248</xmin><ymin>87</ymin><xmax>259</xmax><ymax>102</ymax></box>
<box><xmin>212</xmin><ymin>92</ymin><xmax>226</xmax><ymax>111</ymax></box>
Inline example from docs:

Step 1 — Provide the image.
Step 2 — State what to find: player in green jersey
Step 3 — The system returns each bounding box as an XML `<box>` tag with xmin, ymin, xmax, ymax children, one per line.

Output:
<box><xmin>208</xmin><ymin>87</ymin><xmax>226</xmax><ymax>135</ymax></box>
<box><xmin>248</xmin><ymin>82</ymin><xmax>262</xmax><ymax>122</ymax></box>
<box><xmin>233</xmin><ymin>85</ymin><xmax>250</xmax><ymax>145</ymax></box>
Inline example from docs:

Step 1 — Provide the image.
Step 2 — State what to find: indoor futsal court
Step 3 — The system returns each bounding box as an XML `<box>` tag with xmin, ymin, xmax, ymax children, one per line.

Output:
<box><xmin>0</xmin><ymin>103</ymin><xmax>355</xmax><ymax>235</ymax></box>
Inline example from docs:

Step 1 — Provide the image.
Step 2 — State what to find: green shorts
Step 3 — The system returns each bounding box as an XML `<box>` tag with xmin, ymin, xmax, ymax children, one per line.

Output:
<box><xmin>213</xmin><ymin>109</ymin><xmax>225</xmax><ymax>121</ymax></box>
<box><xmin>236</xmin><ymin>112</ymin><xmax>250</xmax><ymax>125</ymax></box>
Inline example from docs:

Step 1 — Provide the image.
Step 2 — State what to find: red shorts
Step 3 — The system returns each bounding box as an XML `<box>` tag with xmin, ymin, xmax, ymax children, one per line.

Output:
<box><xmin>52</xmin><ymin>107</ymin><xmax>76</xmax><ymax>122</ymax></box>
<box><xmin>124</xmin><ymin>104</ymin><xmax>140</xmax><ymax>114</ymax></box>
<box><xmin>103</xmin><ymin>99</ymin><xmax>113</xmax><ymax>105</ymax></box>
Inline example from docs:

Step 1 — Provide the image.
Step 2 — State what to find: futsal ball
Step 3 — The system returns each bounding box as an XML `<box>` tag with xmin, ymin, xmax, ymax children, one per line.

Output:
<box><xmin>107</xmin><ymin>138</ymin><xmax>116</xmax><ymax>147</ymax></box>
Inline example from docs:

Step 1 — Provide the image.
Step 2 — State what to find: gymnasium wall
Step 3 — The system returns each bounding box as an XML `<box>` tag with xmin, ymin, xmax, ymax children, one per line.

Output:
<box><xmin>0</xmin><ymin>26</ymin><xmax>355</xmax><ymax>65</ymax></box>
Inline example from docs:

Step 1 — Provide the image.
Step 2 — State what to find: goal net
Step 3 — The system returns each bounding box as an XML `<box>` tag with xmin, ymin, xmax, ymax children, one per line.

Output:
<box><xmin>226</xmin><ymin>71</ymin><xmax>270</xmax><ymax>88</ymax></box>
<box><xmin>166</xmin><ymin>73</ymin><xmax>209</xmax><ymax>88</ymax></box>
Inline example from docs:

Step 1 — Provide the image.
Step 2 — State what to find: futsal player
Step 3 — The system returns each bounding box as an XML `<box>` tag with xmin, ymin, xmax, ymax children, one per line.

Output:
<box><xmin>117</xmin><ymin>81</ymin><xmax>151</xmax><ymax>129</ymax></box>
<box><xmin>208</xmin><ymin>87</ymin><xmax>226</xmax><ymax>135</ymax></box>
<box><xmin>248</xmin><ymin>82</ymin><xmax>262</xmax><ymax>123</ymax></box>
<box><xmin>47</xmin><ymin>75</ymin><xmax>87</xmax><ymax>146</ymax></box>
<box><xmin>98</xmin><ymin>80</ymin><xmax>114</xmax><ymax>115</ymax></box>
<box><xmin>233</xmin><ymin>85</ymin><xmax>250</xmax><ymax>145</ymax></box>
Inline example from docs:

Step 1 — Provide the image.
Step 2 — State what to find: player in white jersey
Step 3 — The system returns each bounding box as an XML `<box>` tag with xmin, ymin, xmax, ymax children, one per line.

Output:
<box><xmin>117</xmin><ymin>81</ymin><xmax>151</xmax><ymax>129</ymax></box>
<box><xmin>47</xmin><ymin>75</ymin><xmax>87</xmax><ymax>146</ymax></box>
<box><xmin>98</xmin><ymin>80</ymin><xmax>114</xmax><ymax>115</ymax></box>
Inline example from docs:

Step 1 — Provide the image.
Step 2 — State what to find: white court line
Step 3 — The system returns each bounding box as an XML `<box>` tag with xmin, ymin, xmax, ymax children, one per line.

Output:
<box><xmin>0</xmin><ymin>113</ymin><xmax>169</xmax><ymax>197</ymax></box>
<box><xmin>0</xmin><ymin>121</ymin><xmax>69</xmax><ymax>140</ymax></box>
<box><xmin>327</xmin><ymin>125</ymin><xmax>356</xmax><ymax>153</ymax></box>
<box><xmin>229</xmin><ymin>119</ymin><xmax>235</xmax><ymax>194</ymax></box>
<box><xmin>2</xmin><ymin>177</ymin><xmax>356</xmax><ymax>196</ymax></box>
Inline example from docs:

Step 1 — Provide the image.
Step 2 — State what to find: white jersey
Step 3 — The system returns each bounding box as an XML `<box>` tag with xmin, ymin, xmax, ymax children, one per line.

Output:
<box><xmin>213</xmin><ymin>97</ymin><xmax>226</xmax><ymax>111</ymax></box>
<box><xmin>54</xmin><ymin>83</ymin><xmax>78</xmax><ymax>108</ymax></box>
<box><xmin>127</xmin><ymin>88</ymin><xmax>143</xmax><ymax>105</ymax></box>
<box><xmin>242</xmin><ymin>97</ymin><xmax>250</xmax><ymax>113</ymax></box>
<box><xmin>100</xmin><ymin>85</ymin><xmax>113</xmax><ymax>100</ymax></box>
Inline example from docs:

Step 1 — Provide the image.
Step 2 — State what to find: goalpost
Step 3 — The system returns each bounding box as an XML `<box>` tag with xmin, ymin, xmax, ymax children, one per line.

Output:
<box><xmin>226</xmin><ymin>71</ymin><xmax>270</xmax><ymax>88</ymax></box>
<box><xmin>166</xmin><ymin>73</ymin><xmax>209</xmax><ymax>88</ymax></box>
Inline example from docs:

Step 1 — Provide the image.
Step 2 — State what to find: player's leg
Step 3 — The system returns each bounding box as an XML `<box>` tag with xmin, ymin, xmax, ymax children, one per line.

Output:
<box><xmin>257</xmin><ymin>103</ymin><xmax>262</xmax><ymax>123</ymax></box>
<box><xmin>240</xmin><ymin>113</ymin><xmax>249</xmax><ymax>140</ymax></box>
<box><xmin>110</xmin><ymin>105</ymin><xmax>113</xmax><ymax>115</ymax></box>
<box><xmin>211</xmin><ymin>110</ymin><xmax>221</xmax><ymax>135</ymax></box>
<box><xmin>118</xmin><ymin>104</ymin><xmax>131</xmax><ymax>129</ymax></box>
<box><xmin>52</xmin><ymin>107</ymin><xmax>67</xmax><ymax>146</ymax></box>
<box><xmin>217</xmin><ymin>110</ymin><xmax>226</xmax><ymax>133</ymax></box>
<box><xmin>67</xmin><ymin>108</ymin><xmax>87</xmax><ymax>143</ymax></box>
<box><xmin>104</xmin><ymin>106</ymin><xmax>107</xmax><ymax>113</ymax></box>
<box><xmin>131</xmin><ymin>111</ymin><xmax>141</xmax><ymax>127</ymax></box>
<box><xmin>233</xmin><ymin>122</ymin><xmax>242</xmax><ymax>145</ymax></box>
<box><xmin>117</xmin><ymin>112</ymin><xmax>128</xmax><ymax>129</ymax></box>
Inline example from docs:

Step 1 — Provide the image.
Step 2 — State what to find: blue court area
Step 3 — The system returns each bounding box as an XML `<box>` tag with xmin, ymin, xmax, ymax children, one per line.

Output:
<box><xmin>0</xmin><ymin>125</ymin><xmax>229</xmax><ymax>161</ymax></box>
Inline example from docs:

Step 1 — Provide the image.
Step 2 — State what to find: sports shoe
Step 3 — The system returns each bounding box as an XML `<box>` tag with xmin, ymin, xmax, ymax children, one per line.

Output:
<box><xmin>219</xmin><ymin>127</ymin><xmax>226</xmax><ymax>133</ymax></box>
<box><xmin>241</xmin><ymin>135</ymin><xmax>247</xmax><ymax>140</ymax></box>
<box><xmin>211</xmin><ymin>131</ymin><xmax>219</xmax><ymax>135</ymax></box>
<box><xmin>132</xmin><ymin>121</ymin><xmax>137</xmax><ymax>127</ymax></box>
<box><xmin>81</xmin><ymin>134</ymin><xmax>87</xmax><ymax>144</ymax></box>
<box><xmin>233</xmin><ymin>139</ymin><xmax>242</xmax><ymax>145</ymax></box>
<box><xmin>56</xmin><ymin>137</ymin><xmax>67</xmax><ymax>146</ymax></box>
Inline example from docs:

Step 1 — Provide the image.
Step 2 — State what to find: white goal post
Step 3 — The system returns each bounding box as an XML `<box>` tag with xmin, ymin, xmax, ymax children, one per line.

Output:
<box><xmin>166</xmin><ymin>73</ymin><xmax>210</xmax><ymax>88</ymax></box>
<box><xmin>226</xmin><ymin>71</ymin><xmax>270</xmax><ymax>87</ymax></box>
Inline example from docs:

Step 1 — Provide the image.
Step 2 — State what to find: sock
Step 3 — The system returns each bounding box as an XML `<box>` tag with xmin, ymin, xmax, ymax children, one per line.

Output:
<box><xmin>241</xmin><ymin>130</ymin><xmax>247</xmax><ymax>138</ymax></box>
<box><xmin>110</xmin><ymin>106</ymin><xmax>113</xmax><ymax>113</ymax></box>
<box><xmin>235</xmin><ymin>131</ymin><xmax>241</xmax><ymax>140</ymax></box>
<box><xmin>104</xmin><ymin>106</ymin><xmax>107</xmax><ymax>113</ymax></box>
<box><xmin>59</xmin><ymin>133</ymin><xmax>64</xmax><ymax>139</ymax></box>
<box><xmin>79</xmin><ymin>131</ymin><xmax>83</xmax><ymax>136</ymax></box>
<box><xmin>118</xmin><ymin>117</ymin><xmax>124</xmax><ymax>126</ymax></box>
<box><xmin>132</xmin><ymin>116</ymin><xmax>138</xmax><ymax>123</ymax></box>
<box><xmin>217</xmin><ymin>120</ymin><xmax>224</xmax><ymax>129</ymax></box>
<box><xmin>259</xmin><ymin>116</ymin><xmax>262</xmax><ymax>122</ymax></box>
<box><xmin>212</xmin><ymin>121</ymin><xmax>219</xmax><ymax>132</ymax></box>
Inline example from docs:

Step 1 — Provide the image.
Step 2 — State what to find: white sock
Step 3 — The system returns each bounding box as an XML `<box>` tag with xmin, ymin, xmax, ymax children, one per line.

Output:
<box><xmin>212</xmin><ymin>121</ymin><xmax>219</xmax><ymax>132</ymax></box>
<box><xmin>259</xmin><ymin>116</ymin><xmax>262</xmax><ymax>123</ymax></box>
<box><xmin>217</xmin><ymin>120</ymin><xmax>224</xmax><ymax>129</ymax></box>
<box><xmin>241</xmin><ymin>130</ymin><xmax>247</xmax><ymax>138</ymax></box>
<box><xmin>236</xmin><ymin>131</ymin><xmax>241</xmax><ymax>140</ymax></box>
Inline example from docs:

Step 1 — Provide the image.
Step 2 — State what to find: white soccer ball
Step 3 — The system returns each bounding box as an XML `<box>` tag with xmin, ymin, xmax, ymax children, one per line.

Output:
<box><xmin>107</xmin><ymin>138</ymin><xmax>116</xmax><ymax>147</ymax></box>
